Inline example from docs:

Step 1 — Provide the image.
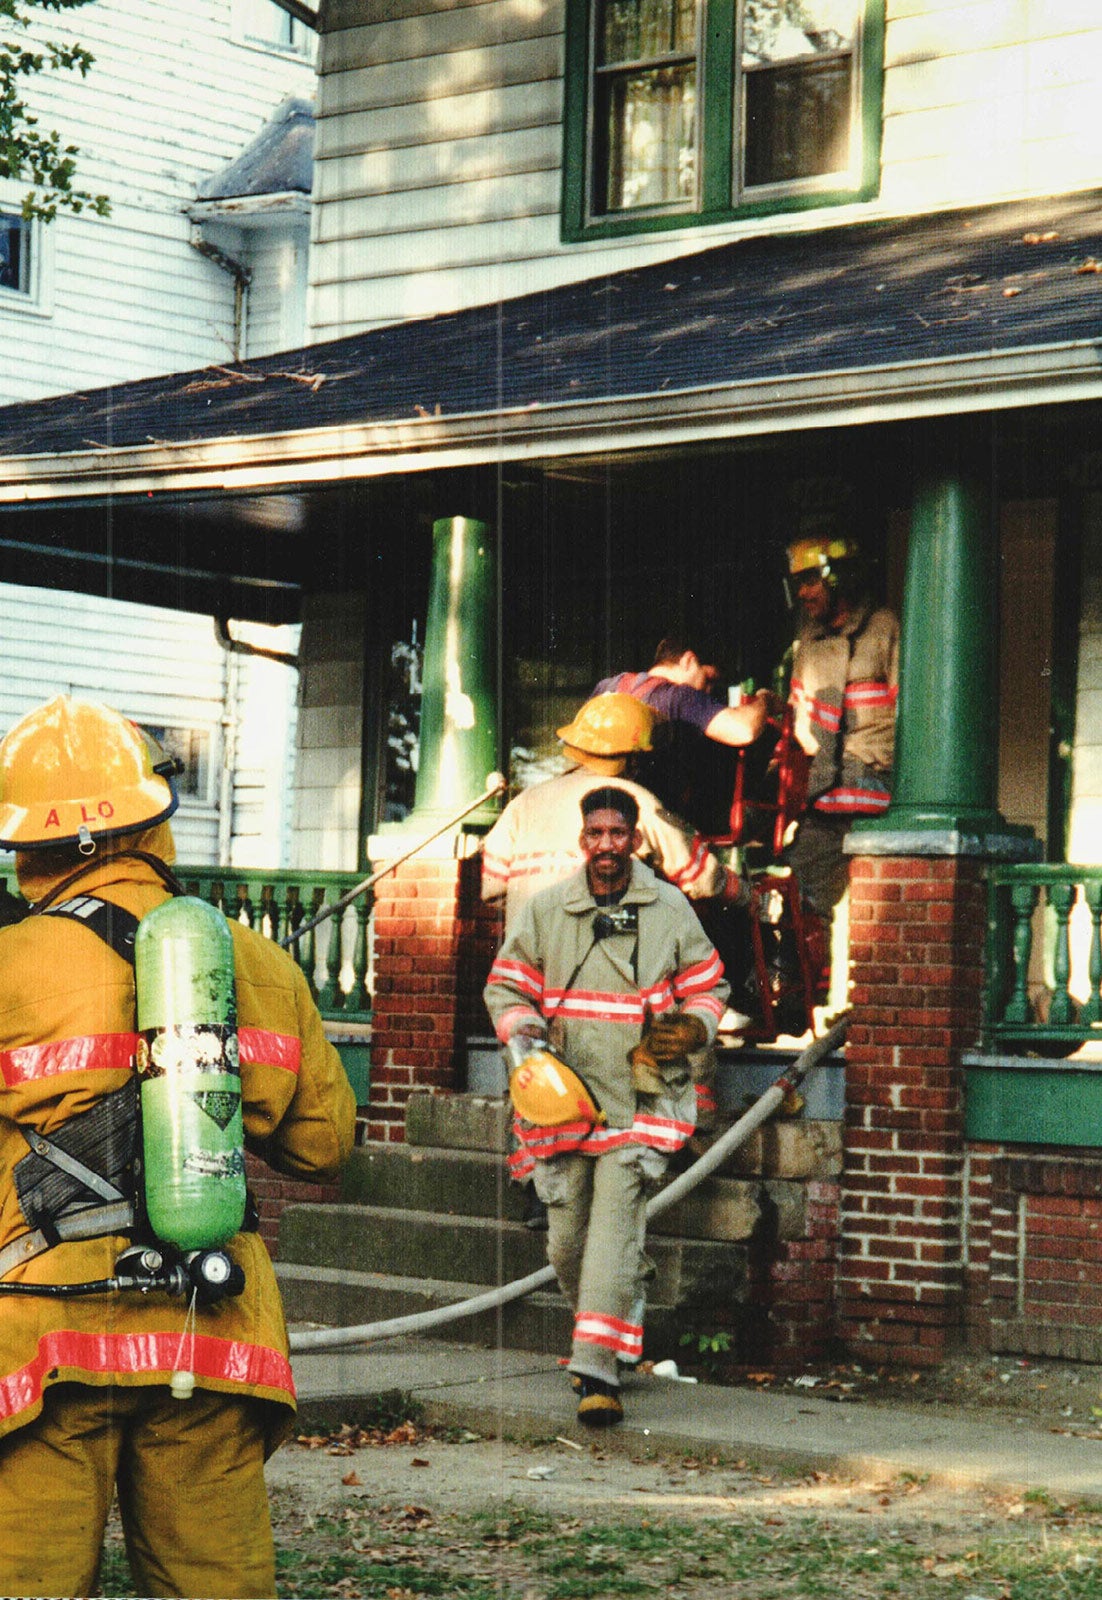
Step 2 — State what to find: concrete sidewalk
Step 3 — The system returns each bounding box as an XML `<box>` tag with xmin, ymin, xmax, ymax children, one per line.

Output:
<box><xmin>291</xmin><ymin>1336</ymin><xmax>1102</xmax><ymax>1499</ymax></box>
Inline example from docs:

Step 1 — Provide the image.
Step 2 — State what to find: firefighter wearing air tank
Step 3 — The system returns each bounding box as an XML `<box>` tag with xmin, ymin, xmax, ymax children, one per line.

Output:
<box><xmin>0</xmin><ymin>696</ymin><xmax>355</xmax><ymax>1600</ymax></box>
<box><xmin>484</xmin><ymin>785</ymin><xmax>729</xmax><ymax>1427</ymax></box>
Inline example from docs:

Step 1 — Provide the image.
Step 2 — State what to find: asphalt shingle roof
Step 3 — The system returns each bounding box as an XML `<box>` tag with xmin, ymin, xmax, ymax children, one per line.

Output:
<box><xmin>1</xmin><ymin>189</ymin><xmax>1099</xmax><ymax>459</ymax></box>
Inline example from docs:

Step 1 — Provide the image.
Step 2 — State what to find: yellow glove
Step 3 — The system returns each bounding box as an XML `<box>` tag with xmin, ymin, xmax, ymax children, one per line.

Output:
<box><xmin>627</xmin><ymin>1041</ymin><xmax>666</xmax><ymax>1096</ymax></box>
<box><xmin>641</xmin><ymin>1012</ymin><xmax>709</xmax><ymax>1060</ymax></box>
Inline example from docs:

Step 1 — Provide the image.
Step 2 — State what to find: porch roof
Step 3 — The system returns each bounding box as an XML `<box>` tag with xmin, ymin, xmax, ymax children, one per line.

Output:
<box><xmin>1</xmin><ymin>188</ymin><xmax>1100</xmax><ymax>503</ymax></box>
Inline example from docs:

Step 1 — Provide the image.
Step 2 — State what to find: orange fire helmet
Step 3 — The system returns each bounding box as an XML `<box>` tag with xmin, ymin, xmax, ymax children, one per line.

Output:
<box><xmin>0</xmin><ymin>695</ymin><xmax>180</xmax><ymax>851</ymax></box>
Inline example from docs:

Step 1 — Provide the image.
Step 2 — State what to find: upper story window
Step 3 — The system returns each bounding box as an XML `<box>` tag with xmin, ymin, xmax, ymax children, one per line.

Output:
<box><xmin>563</xmin><ymin>0</ymin><xmax>884</xmax><ymax>239</ymax></box>
<box><xmin>234</xmin><ymin>0</ymin><xmax>312</xmax><ymax>57</ymax></box>
<box><xmin>0</xmin><ymin>212</ymin><xmax>30</xmax><ymax>297</ymax></box>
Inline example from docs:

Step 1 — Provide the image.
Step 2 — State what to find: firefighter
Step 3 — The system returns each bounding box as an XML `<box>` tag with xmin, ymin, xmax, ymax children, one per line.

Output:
<box><xmin>485</xmin><ymin>786</ymin><xmax>728</xmax><ymax>1426</ymax></box>
<box><xmin>0</xmin><ymin>696</ymin><xmax>356</xmax><ymax>1600</ymax></box>
<box><xmin>480</xmin><ymin>692</ymin><xmax>748</xmax><ymax>928</ymax></box>
<box><xmin>783</xmin><ymin>535</ymin><xmax>899</xmax><ymax>1012</ymax></box>
<box><xmin>481</xmin><ymin>693</ymin><xmax>747</xmax><ymax>1224</ymax></box>
<box><xmin>591</xmin><ymin>636</ymin><xmax>776</xmax><ymax>832</ymax></box>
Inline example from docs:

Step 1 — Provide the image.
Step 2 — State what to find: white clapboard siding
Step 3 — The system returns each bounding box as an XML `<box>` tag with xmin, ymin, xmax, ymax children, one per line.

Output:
<box><xmin>0</xmin><ymin>585</ymin><xmax>299</xmax><ymax>868</ymax></box>
<box><xmin>0</xmin><ymin>0</ymin><xmax>315</xmax><ymax>404</ymax></box>
<box><xmin>311</xmin><ymin>0</ymin><xmax>1102</xmax><ymax>339</ymax></box>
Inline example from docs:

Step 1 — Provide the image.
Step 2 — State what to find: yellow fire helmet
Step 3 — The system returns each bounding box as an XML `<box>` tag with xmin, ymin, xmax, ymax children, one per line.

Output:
<box><xmin>0</xmin><ymin>695</ymin><xmax>180</xmax><ymax>851</ymax></box>
<box><xmin>556</xmin><ymin>693</ymin><xmax>656</xmax><ymax>777</ymax></box>
<box><xmin>508</xmin><ymin>1043</ymin><xmax>604</xmax><ymax>1127</ymax></box>
<box><xmin>786</xmin><ymin>534</ymin><xmax>861</xmax><ymax>584</ymax></box>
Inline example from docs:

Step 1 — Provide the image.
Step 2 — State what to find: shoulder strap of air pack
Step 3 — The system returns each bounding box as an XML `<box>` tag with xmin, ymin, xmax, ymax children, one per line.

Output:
<box><xmin>39</xmin><ymin>894</ymin><xmax>139</xmax><ymax>965</ymax></box>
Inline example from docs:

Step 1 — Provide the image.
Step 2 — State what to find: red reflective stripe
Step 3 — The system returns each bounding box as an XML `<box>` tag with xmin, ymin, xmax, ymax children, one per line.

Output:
<box><xmin>0</xmin><ymin>1328</ymin><xmax>294</xmax><ymax>1425</ymax></box>
<box><xmin>0</xmin><ymin>1032</ymin><xmax>137</xmax><ymax>1087</ymax></box>
<box><xmin>669</xmin><ymin>837</ymin><xmax>711</xmax><ymax>890</ymax></box>
<box><xmin>574</xmin><ymin>1311</ymin><xmax>643</xmax><ymax>1356</ymax></box>
<box><xmin>515</xmin><ymin>1112</ymin><xmax>694</xmax><ymax>1161</ymax></box>
<box><xmin>488</xmin><ymin>957</ymin><xmax>544</xmax><ymax>1000</ymax></box>
<box><xmin>497</xmin><ymin>1005</ymin><xmax>541</xmax><ymax>1042</ymax></box>
<box><xmin>238</xmin><ymin>1026</ymin><xmax>301</xmax><ymax>1074</ymax></box>
<box><xmin>674</xmin><ymin>952</ymin><xmax>725</xmax><ymax>997</ymax></box>
<box><xmin>0</xmin><ymin>1027</ymin><xmax>301</xmax><ymax>1086</ymax></box>
<box><xmin>844</xmin><ymin>679</ymin><xmax>897</xmax><ymax>707</ymax></box>
<box><xmin>814</xmin><ymin>788</ymin><xmax>891</xmax><ymax>813</ymax></box>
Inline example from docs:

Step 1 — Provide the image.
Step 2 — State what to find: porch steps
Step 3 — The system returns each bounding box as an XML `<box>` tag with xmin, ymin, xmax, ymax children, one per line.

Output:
<box><xmin>275</xmin><ymin>1091</ymin><xmax>772</xmax><ymax>1362</ymax></box>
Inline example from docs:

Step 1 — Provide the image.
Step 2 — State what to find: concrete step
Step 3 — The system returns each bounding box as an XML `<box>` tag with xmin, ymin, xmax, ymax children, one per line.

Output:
<box><xmin>278</xmin><ymin>1264</ymin><xmax>690</xmax><ymax>1364</ymax></box>
<box><xmin>338</xmin><ymin>1141</ymin><xmax>769</xmax><ymax>1241</ymax></box>
<box><xmin>278</xmin><ymin>1202</ymin><xmax>750</xmax><ymax>1309</ymax></box>
<box><xmin>404</xmin><ymin>1090</ymin><xmax>842</xmax><ymax>1180</ymax></box>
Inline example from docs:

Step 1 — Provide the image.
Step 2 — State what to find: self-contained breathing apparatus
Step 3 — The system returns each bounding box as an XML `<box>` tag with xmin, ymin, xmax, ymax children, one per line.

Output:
<box><xmin>0</xmin><ymin>882</ymin><xmax>249</xmax><ymax>1314</ymax></box>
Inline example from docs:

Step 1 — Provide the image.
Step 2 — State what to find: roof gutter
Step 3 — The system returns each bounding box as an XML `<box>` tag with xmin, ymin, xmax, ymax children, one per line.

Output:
<box><xmin>0</xmin><ymin>341</ymin><xmax>1098</xmax><ymax>505</ymax></box>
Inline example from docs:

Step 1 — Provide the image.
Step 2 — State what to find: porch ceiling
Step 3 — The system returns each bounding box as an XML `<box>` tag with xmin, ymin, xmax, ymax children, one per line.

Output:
<box><xmin>0</xmin><ymin>189</ymin><xmax>1099</xmax><ymax>514</ymax></box>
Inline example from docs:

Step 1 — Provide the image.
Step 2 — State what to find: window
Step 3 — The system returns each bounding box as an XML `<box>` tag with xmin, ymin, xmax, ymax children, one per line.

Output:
<box><xmin>0</xmin><ymin>211</ymin><xmax>30</xmax><ymax>296</ymax></box>
<box><xmin>142</xmin><ymin>724</ymin><xmax>214</xmax><ymax>804</ymax></box>
<box><xmin>563</xmin><ymin>0</ymin><xmax>883</xmax><ymax>238</ymax></box>
<box><xmin>233</xmin><ymin>0</ymin><xmax>311</xmax><ymax>57</ymax></box>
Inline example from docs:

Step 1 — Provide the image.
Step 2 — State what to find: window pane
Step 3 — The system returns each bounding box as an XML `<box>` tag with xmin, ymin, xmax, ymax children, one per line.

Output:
<box><xmin>0</xmin><ymin>215</ymin><xmax>28</xmax><ymax>294</ymax></box>
<box><xmin>597</xmin><ymin>65</ymin><xmax>696</xmax><ymax>211</ymax></box>
<box><xmin>599</xmin><ymin>0</ymin><xmax>699</xmax><ymax>66</ymax></box>
<box><xmin>743</xmin><ymin>0</ymin><xmax>857</xmax><ymax>65</ymax></box>
<box><xmin>744</xmin><ymin>54</ymin><xmax>851</xmax><ymax>186</ymax></box>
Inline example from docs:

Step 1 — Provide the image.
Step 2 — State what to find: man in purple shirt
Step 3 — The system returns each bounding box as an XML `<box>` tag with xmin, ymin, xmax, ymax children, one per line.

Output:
<box><xmin>594</xmin><ymin>637</ymin><xmax>775</xmax><ymax>834</ymax></box>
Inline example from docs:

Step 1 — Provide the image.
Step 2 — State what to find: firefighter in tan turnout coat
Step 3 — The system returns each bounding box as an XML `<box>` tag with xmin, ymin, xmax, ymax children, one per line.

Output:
<box><xmin>485</xmin><ymin>785</ymin><xmax>728</xmax><ymax>1427</ymax></box>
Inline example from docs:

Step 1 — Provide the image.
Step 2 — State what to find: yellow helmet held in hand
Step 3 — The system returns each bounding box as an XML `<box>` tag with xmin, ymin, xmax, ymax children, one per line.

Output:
<box><xmin>0</xmin><ymin>695</ymin><xmax>180</xmax><ymax>851</ymax></box>
<box><xmin>507</xmin><ymin>1040</ymin><xmax>604</xmax><ymax>1127</ymax></box>
<box><xmin>556</xmin><ymin>693</ymin><xmax>656</xmax><ymax>776</ymax></box>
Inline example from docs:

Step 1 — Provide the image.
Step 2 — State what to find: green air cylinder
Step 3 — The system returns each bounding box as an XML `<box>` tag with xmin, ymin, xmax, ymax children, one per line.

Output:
<box><xmin>135</xmin><ymin>897</ymin><xmax>246</xmax><ymax>1250</ymax></box>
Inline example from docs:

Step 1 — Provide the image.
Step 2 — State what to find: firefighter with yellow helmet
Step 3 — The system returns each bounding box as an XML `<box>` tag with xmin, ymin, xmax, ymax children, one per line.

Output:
<box><xmin>481</xmin><ymin>692</ymin><xmax>747</xmax><ymax>928</ymax></box>
<box><xmin>0</xmin><ymin>695</ymin><xmax>355</xmax><ymax>1599</ymax></box>
<box><xmin>782</xmin><ymin>533</ymin><xmax>899</xmax><ymax>1012</ymax></box>
<box><xmin>485</xmin><ymin>785</ymin><xmax>729</xmax><ymax>1427</ymax></box>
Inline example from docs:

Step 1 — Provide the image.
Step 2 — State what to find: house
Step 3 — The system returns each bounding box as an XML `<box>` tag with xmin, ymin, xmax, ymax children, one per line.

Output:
<box><xmin>0</xmin><ymin>0</ymin><xmax>316</xmax><ymax>865</ymax></box>
<box><xmin>0</xmin><ymin>0</ymin><xmax>1101</xmax><ymax>1365</ymax></box>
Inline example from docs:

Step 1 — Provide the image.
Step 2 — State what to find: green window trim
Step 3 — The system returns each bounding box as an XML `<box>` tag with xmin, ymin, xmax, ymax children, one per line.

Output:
<box><xmin>561</xmin><ymin>0</ymin><xmax>884</xmax><ymax>243</ymax></box>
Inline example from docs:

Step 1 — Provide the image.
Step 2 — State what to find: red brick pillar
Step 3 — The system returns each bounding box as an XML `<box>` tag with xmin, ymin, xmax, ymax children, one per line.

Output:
<box><xmin>838</xmin><ymin>854</ymin><xmax>987</xmax><ymax>1365</ymax></box>
<box><xmin>366</xmin><ymin>842</ymin><xmax>501</xmax><ymax>1142</ymax></box>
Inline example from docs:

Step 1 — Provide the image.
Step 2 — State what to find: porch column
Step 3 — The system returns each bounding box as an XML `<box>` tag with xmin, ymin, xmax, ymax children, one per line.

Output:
<box><xmin>366</xmin><ymin>516</ymin><xmax>501</xmax><ymax>1141</ymax></box>
<box><xmin>839</xmin><ymin>459</ymin><xmax>1035</xmax><ymax>1364</ymax></box>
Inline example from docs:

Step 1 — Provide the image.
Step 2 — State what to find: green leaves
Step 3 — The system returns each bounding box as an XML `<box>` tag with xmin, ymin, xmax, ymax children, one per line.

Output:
<box><xmin>0</xmin><ymin>0</ymin><xmax>110</xmax><ymax>221</ymax></box>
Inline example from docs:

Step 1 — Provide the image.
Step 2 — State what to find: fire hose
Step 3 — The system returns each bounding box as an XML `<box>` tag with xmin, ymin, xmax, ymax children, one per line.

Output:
<box><xmin>288</xmin><ymin>1015</ymin><xmax>848</xmax><ymax>1354</ymax></box>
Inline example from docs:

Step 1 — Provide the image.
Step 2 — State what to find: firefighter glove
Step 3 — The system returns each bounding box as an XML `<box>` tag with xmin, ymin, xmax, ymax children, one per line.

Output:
<box><xmin>641</xmin><ymin>1012</ymin><xmax>709</xmax><ymax>1060</ymax></box>
<box><xmin>627</xmin><ymin>1041</ymin><xmax>667</xmax><ymax>1097</ymax></box>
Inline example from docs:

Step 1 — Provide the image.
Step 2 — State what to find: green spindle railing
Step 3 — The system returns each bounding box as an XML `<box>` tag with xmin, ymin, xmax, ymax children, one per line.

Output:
<box><xmin>985</xmin><ymin>865</ymin><xmax>1102</xmax><ymax>1052</ymax></box>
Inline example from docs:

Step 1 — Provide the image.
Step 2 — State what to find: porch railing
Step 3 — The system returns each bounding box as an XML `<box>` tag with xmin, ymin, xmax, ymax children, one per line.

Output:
<box><xmin>984</xmin><ymin>864</ymin><xmax>1102</xmax><ymax>1053</ymax></box>
<box><xmin>174</xmin><ymin>868</ymin><xmax>372</xmax><ymax>1025</ymax></box>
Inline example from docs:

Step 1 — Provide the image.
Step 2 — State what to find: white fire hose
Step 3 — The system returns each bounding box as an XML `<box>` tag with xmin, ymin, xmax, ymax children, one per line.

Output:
<box><xmin>288</xmin><ymin>1016</ymin><xmax>848</xmax><ymax>1354</ymax></box>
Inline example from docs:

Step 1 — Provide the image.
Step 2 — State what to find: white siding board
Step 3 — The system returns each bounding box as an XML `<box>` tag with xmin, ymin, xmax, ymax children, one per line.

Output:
<box><xmin>322</xmin><ymin>0</ymin><xmax>559</xmax><ymax>72</ymax></box>
<box><xmin>317</xmin><ymin>35</ymin><xmax>562</xmax><ymax>115</ymax></box>
<box><xmin>315</xmin><ymin>125</ymin><xmax>560</xmax><ymax>202</ymax></box>
<box><xmin>316</xmin><ymin>170</ymin><xmax>558</xmax><ymax>242</ymax></box>
<box><xmin>326</xmin><ymin>0</ymin><xmax>504</xmax><ymax>32</ymax></box>
<box><xmin>317</xmin><ymin>79</ymin><xmax>560</xmax><ymax>158</ymax></box>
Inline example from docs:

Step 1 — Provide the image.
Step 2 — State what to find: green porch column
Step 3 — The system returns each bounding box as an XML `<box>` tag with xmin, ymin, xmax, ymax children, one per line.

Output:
<box><xmin>857</xmin><ymin>467</ymin><xmax>1005</xmax><ymax>843</ymax></box>
<box><xmin>411</xmin><ymin>516</ymin><xmax>498</xmax><ymax>822</ymax></box>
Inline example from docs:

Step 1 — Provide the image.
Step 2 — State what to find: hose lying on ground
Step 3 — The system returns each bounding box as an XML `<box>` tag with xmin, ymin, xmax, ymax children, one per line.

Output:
<box><xmin>288</xmin><ymin>1015</ymin><xmax>849</xmax><ymax>1355</ymax></box>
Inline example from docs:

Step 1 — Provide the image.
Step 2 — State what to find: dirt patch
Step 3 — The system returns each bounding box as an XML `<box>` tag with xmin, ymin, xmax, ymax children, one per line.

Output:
<box><xmin>258</xmin><ymin>1421</ymin><xmax>1102</xmax><ymax>1598</ymax></box>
